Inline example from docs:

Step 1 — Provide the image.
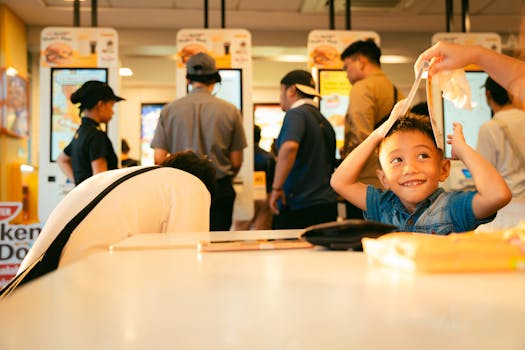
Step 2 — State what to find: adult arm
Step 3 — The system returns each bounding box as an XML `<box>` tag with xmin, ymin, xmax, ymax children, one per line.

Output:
<box><xmin>331</xmin><ymin>130</ymin><xmax>383</xmax><ymax>211</ymax></box>
<box><xmin>91</xmin><ymin>157</ymin><xmax>108</xmax><ymax>175</ymax></box>
<box><xmin>57</xmin><ymin>152</ymin><xmax>75</xmax><ymax>183</ymax></box>
<box><xmin>229</xmin><ymin>150</ymin><xmax>243</xmax><ymax>177</ymax></box>
<box><xmin>229</xmin><ymin>108</ymin><xmax>247</xmax><ymax>177</ymax></box>
<box><xmin>269</xmin><ymin>140</ymin><xmax>298</xmax><ymax>214</ymax></box>
<box><xmin>153</xmin><ymin>148</ymin><xmax>169</xmax><ymax>165</ymax></box>
<box><xmin>416</xmin><ymin>41</ymin><xmax>525</xmax><ymax>107</ymax></box>
<box><xmin>448</xmin><ymin>122</ymin><xmax>511</xmax><ymax>219</ymax></box>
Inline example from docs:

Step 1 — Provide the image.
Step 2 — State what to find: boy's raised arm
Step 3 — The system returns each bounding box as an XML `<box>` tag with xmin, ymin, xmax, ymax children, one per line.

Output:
<box><xmin>447</xmin><ymin>122</ymin><xmax>511</xmax><ymax>219</ymax></box>
<box><xmin>330</xmin><ymin>129</ymin><xmax>384</xmax><ymax>211</ymax></box>
<box><xmin>331</xmin><ymin>99</ymin><xmax>406</xmax><ymax>211</ymax></box>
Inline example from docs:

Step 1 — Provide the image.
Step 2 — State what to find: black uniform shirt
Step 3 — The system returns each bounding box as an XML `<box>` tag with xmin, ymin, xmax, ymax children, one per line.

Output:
<box><xmin>63</xmin><ymin>117</ymin><xmax>118</xmax><ymax>185</ymax></box>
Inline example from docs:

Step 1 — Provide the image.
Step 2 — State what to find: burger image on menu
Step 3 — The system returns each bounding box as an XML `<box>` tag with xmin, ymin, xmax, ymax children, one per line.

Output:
<box><xmin>310</xmin><ymin>44</ymin><xmax>340</xmax><ymax>68</ymax></box>
<box><xmin>44</xmin><ymin>42</ymin><xmax>74</xmax><ymax>65</ymax></box>
<box><xmin>178</xmin><ymin>43</ymin><xmax>208</xmax><ymax>64</ymax></box>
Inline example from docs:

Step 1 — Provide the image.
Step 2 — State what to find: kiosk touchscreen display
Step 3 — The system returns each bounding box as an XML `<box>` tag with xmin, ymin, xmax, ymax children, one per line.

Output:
<box><xmin>253</xmin><ymin>103</ymin><xmax>285</xmax><ymax>153</ymax></box>
<box><xmin>188</xmin><ymin>68</ymin><xmax>243</xmax><ymax>112</ymax></box>
<box><xmin>50</xmin><ymin>67</ymin><xmax>108</xmax><ymax>162</ymax></box>
<box><xmin>140</xmin><ymin>103</ymin><xmax>166</xmax><ymax>166</ymax></box>
<box><xmin>442</xmin><ymin>71</ymin><xmax>492</xmax><ymax>159</ymax></box>
<box><xmin>317</xmin><ymin>69</ymin><xmax>351</xmax><ymax>159</ymax></box>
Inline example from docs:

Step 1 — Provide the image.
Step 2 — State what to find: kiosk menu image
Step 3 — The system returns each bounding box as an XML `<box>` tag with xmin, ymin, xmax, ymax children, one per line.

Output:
<box><xmin>50</xmin><ymin>68</ymin><xmax>108</xmax><ymax>162</ymax></box>
<box><xmin>318</xmin><ymin>69</ymin><xmax>351</xmax><ymax>159</ymax></box>
<box><xmin>442</xmin><ymin>71</ymin><xmax>492</xmax><ymax>159</ymax></box>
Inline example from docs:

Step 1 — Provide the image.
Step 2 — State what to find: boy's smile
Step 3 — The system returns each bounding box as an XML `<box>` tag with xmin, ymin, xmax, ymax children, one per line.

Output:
<box><xmin>377</xmin><ymin>130</ymin><xmax>450</xmax><ymax>213</ymax></box>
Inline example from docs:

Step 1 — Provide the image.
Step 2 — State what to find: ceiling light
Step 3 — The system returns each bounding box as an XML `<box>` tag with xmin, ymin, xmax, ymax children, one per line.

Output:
<box><xmin>380</xmin><ymin>55</ymin><xmax>412</xmax><ymax>64</ymax></box>
<box><xmin>6</xmin><ymin>67</ymin><xmax>18</xmax><ymax>76</ymax></box>
<box><xmin>20</xmin><ymin>164</ymin><xmax>35</xmax><ymax>173</ymax></box>
<box><xmin>270</xmin><ymin>55</ymin><xmax>308</xmax><ymax>63</ymax></box>
<box><xmin>119</xmin><ymin>67</ymin><xmax>133</xmax><ymax>76</ymax></box>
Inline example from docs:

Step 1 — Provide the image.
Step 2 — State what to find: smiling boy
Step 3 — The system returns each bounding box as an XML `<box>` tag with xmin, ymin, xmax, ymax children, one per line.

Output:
<box><xmin>331</xmin><ymin>113</ymin><xmax>511</xmax><ymax>233</ymax></box>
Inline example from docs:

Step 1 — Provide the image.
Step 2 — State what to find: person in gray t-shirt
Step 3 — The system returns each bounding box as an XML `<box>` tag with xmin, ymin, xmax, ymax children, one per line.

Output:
<box><xmin>151</xmin><ymin>52</ymin><xmax>247</xmax><ymax>231</ymax></box>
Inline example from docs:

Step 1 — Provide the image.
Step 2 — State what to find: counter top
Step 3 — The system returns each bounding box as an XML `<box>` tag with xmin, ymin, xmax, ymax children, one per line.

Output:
<box><xmin>1</xmin><ymin>240</ymin><xmax>524</xmax><ymax>349</ymax></box>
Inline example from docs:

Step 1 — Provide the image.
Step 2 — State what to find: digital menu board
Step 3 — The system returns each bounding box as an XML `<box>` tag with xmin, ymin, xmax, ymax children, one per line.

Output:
<box><xmin>253</xmin><ymin>103</ymin><xmax>285</xmax><ymax>153</ymax></box>
<box><xmin>318</xmin><ymin>69</ymin><xmax>351</xmax><ymax>159</ymax></box>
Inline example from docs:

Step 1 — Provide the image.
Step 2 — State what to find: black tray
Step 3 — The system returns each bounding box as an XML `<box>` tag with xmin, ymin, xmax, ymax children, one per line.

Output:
<box><xmin>301</xmin><ymin>219</ymin><xmax>397</xmax><ymax>251</ymax></box>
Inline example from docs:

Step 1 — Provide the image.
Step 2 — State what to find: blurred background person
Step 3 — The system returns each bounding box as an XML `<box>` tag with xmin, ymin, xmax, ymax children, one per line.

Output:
<box><xmin>234</xmin><ymin>125</ymin><xmax>275</xmax><ymax>230</ymax></box>
<box><xmin>121</xmin><ymin>138</ymin><xmax>139</xmax><ymax>167</ymax></box>
<box><xmin>57</xmin><ymin>80</ymin><xmax>125</xmax><ymax>186</ymax></box>
<box><xmin>477</xmin><ymin>77</ymin><xmax>525</xmax><ymax>197</ymax></box>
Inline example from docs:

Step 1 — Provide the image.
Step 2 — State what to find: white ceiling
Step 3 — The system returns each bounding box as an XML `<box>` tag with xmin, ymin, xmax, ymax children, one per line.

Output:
<box><xmin>0</xmin><ymin>0</ymin><xmax>522</xmax><ymax>33</ymax></box>
<box><xmin>1</xmin><ymin>0</ymin><xmax>522</xmax><ymax>88</ymax></box>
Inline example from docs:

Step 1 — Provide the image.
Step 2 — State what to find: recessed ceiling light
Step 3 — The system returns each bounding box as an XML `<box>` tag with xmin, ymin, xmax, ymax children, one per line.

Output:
<box><xmin>380</xmin><ymin>55</ymin><xmax>412</xmax><ymax>64</ymax></box>
<box><xmin>6</xmin><ymin>67</ymin><xmax>18</xmax><ymax>76</ymax></box>
<box><xmin>269</xmin><ymin>55</ymin><xmax>308</xmax><ymax>63</ymax></box>
<box><xmin>119</xmin><ymin>67</ymin><xmax>133</xmax><ymax>76</ymax></box>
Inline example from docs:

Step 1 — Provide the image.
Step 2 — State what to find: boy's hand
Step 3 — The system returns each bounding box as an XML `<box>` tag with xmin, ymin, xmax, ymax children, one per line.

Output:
<box><xmin>446</xmin><ymin>122</ymin><xmax>467</xmax><ymax>160</ymax></box>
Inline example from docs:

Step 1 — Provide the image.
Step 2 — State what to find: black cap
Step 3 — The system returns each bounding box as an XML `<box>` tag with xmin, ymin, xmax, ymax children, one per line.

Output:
<box><xmin>70</xmin><ymin>80</ymin><xmax>124</xmax><ymax>110</ymax></box>
<box><xmin>280</xmin><ymin>70</ymin><xmax>320</xmax><ymax>97</ymax></box>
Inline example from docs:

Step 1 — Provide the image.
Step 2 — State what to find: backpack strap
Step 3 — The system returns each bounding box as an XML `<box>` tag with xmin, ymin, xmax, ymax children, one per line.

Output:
<box><xmin>493</xmin><ymin>118</ymin><xmax>525</xmax><ymax>169</ymax></box>
<box><xmin>0</xmin><ymin>166</ymin><xmax>160</xmax><ymax>299</ymax></box>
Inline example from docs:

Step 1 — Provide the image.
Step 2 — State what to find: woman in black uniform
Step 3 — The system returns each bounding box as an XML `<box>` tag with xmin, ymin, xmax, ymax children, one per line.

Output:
<box><xmin>57</xmin><ymin>80</ymin><xmax>125</xmax><ymax>185</ymax></box>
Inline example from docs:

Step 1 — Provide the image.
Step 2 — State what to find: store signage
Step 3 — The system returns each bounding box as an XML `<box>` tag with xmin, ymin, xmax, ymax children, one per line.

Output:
<box><xmin>0</xmin><ymin>202</ymin><xmax>43</xmax><ymax>288</ymax></box>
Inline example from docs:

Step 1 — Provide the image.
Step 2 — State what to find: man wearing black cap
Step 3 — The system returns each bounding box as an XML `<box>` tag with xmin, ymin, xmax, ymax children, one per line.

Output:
<box><xmin>269</xmin><ymin>70</ymin><xmax>338</xmax><ymax>229</ymax></box>
<box><xmin>151</xmin><ymin>52</ymin><xmax>247</xmax><ymax>231</ymax></box>
<box><xmin>477</xmin><ymin>76</ymin><xmax>525</xmax><ymax>197</ymax></box>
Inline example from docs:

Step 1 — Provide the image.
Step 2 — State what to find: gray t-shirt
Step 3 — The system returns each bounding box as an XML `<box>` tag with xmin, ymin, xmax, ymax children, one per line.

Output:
<box><xmin>151</xmin><ymin>87</ymin><xmax>247</xmax><ymax>178</ymax></box>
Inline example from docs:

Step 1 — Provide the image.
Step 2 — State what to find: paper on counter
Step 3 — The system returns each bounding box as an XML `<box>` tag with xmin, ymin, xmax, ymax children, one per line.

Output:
<box><xmin>362</xmin><ymin>222</ymin><xmax>525</xmax><ymax>273</ymax></box>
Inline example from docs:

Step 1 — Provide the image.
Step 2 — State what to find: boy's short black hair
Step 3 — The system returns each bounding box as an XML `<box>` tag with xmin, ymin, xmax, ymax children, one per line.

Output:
<box><xmin>340</xmin><ymin>39</ymin><xmax>381</xmax><ymax>66</ymax></box>
<box><xmin>379</xmin><ymin>113</ymin><xmax>440</xmax><ymax>154</ymax></box>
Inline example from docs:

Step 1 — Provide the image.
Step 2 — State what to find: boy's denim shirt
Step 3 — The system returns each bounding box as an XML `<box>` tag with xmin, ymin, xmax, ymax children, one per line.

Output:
<box><xmin>365</xmin><ymin>187</ymin><xmax>495</xmax><ymax>234</ymax></box>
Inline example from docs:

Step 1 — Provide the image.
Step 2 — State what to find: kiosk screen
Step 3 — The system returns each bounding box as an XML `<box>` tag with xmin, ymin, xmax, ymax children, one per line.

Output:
<box><xmin>188</xmin><ymin>68</ymin><xmax>243</xmax><ymax>112</ymax></box>
<box><xmin>140</xmin><ymin>103</ymin><xmax>166</xmax><ymax>165</ymax></box>
<box><xmin>318</xmin><ymin>69</ymin><xmax>351</xmax><ymax>159</ymax></box>
<box><xmin>442</xmin><ymin>71</ymin><xmax>492</xmax><ymax>159</ymax></box>
<box><xmin>253</xmin><ymin>103</ymin><xmax>285</xmax><ymax>153</ymax></box>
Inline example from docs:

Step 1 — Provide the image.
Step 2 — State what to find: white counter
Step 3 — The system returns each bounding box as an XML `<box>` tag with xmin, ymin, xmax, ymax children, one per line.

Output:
<box><xmin>1</xmin><ymin>244</ymin><xmax>524</xmax><ymax>350</ymax></box>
